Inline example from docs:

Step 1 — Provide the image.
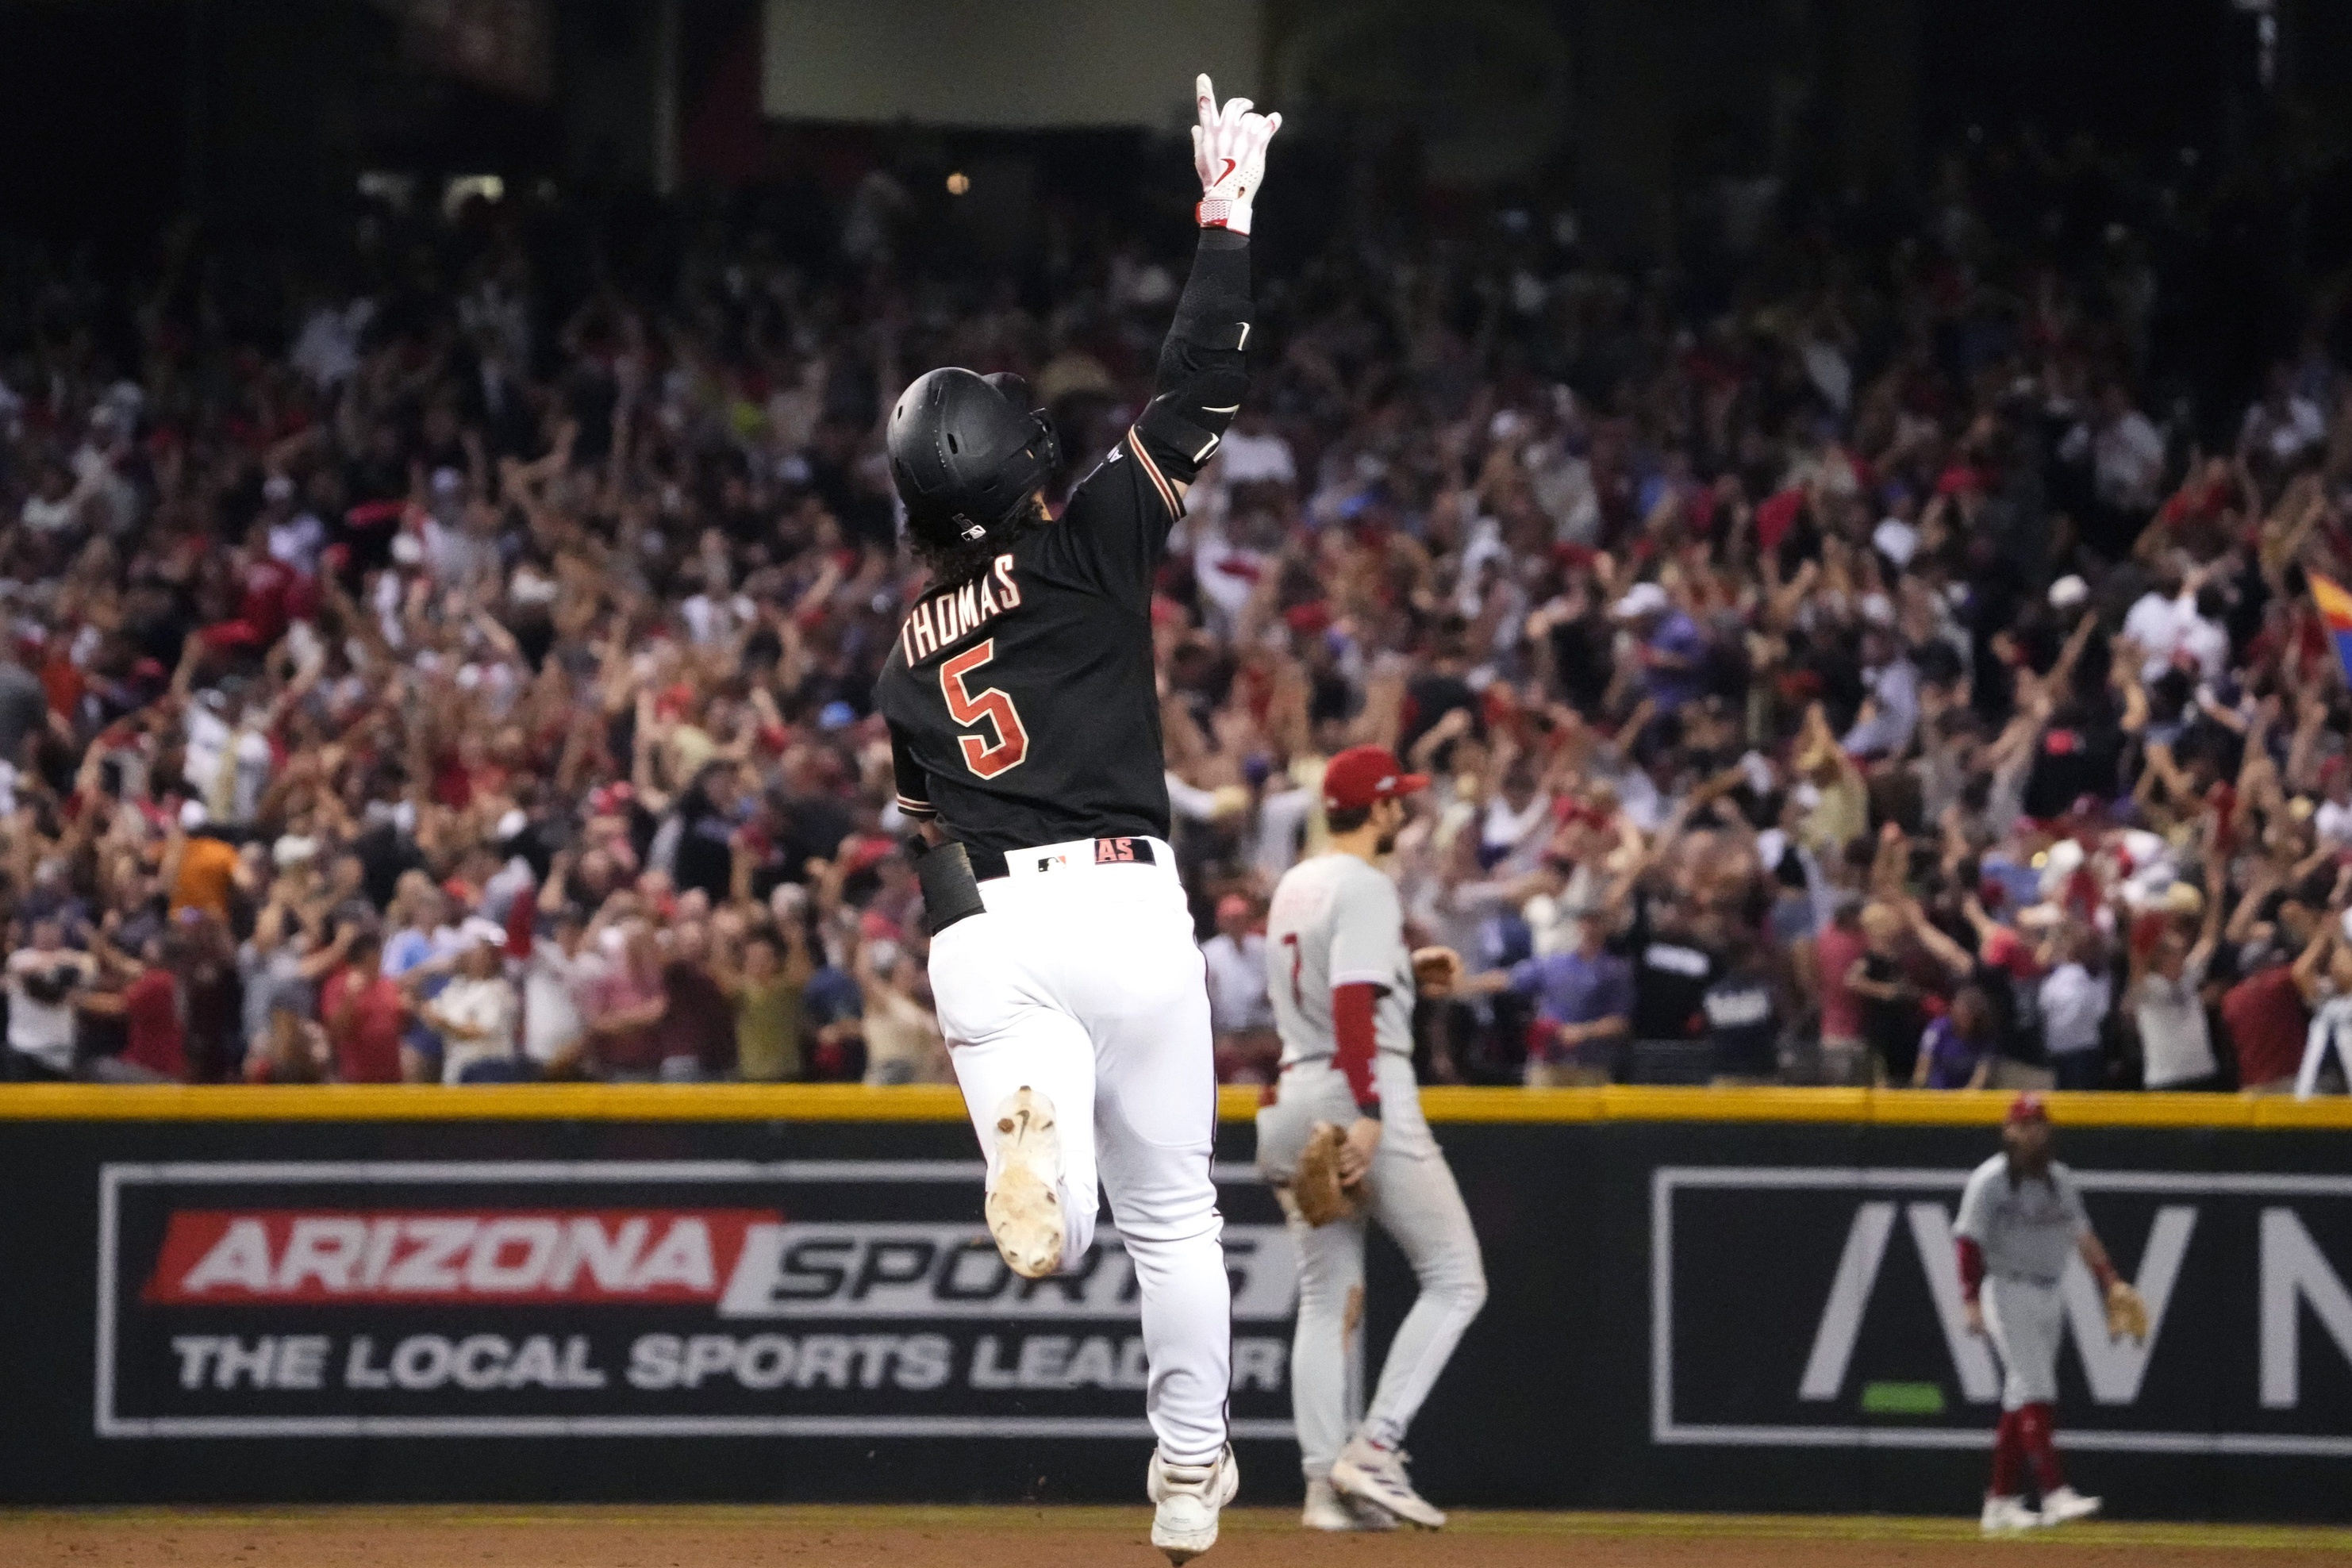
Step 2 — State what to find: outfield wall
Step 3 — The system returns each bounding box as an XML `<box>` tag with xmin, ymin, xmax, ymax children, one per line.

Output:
<box><xmin>1</xmin><ymin>1085</ymin><xmax>2346</xmax><ymax>1520</ymax></box>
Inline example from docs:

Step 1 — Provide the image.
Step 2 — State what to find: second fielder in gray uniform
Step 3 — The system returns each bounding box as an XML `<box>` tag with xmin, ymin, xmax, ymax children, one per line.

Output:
<box><xmin>1954</xmin><ymin>1093</ymin><xmax>2147</xmax><ymax>1534</ymax></box>
<box><xmin>1255</xmin><ymin>745</ymin><xmax>1486</xmax><ymax>1532</ymax></box>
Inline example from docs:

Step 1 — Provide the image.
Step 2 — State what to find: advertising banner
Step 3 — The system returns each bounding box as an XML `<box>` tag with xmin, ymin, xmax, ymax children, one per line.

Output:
<box><xmin>1653</xmin><ymin>1163</ymin><xmax>2352</xmax><ymax>1457</ymax></box>
<box><xmin>2</xmin><ymin>1097</ymin><xmax>2347</xmax><ymax>1520</ymax></box>
<box><xmin>100</xmin><ymin>1158</ymin><xmax>1296</xmax><ymax>1441</ymax></box>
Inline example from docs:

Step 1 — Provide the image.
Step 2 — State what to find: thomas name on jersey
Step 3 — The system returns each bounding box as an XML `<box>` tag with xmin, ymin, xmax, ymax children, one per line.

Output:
<box><xmin>897</xmin><ymin>555</ymin><xmax>1025</xmax><ymax>667</ymax></box>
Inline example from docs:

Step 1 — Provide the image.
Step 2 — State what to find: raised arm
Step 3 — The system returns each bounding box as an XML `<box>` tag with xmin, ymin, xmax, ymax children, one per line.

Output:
<box><xmin>1126</xmin><ymin>79</ymin><xmax>1280</xmax><ymax>509</ymax></box>
<box><xmin>2224</xmin><ymin>859</ymin><xmax>2285</xmax><ymax>945</ymax></box>
<box><xmin>2291</xmin><ymin>920</ymin><xmax>2335</xmax><ymax>1008</ymax></box>
<box><xmin>2185</xmin><ymin>839</ymin><xmax>2228</xmax><ymax>977</ymax></box>
<box><xmin>2045</xmin><ymin>609</ymin><xmax>2101</xmax><ymax>699</ymax></box>
<box><xmin>1905</xmin><ymin>898</ymin><xmax>1978</xmax><ymax>979</ymax></box>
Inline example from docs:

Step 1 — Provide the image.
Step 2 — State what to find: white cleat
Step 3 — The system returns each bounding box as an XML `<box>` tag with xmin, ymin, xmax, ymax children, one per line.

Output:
<box><xmin>1980</xmin><ymin>1494</ymin><xmax>2043</xmax><ymax>1534</ymax></box>
<box><xmin>2039</xmin><ymin>1485</ymin><xmax>2103</xmax><ymax>1526</ymax></box>
<box><xmin>1149</xmin><ymin>1444</ymin><xmax>1239</xmax><ymax>1564</ymax></box>
<box><xmin>1329</xmin><ymin>1433</ymin><xmax>1446</xmax><ymax>1529</ymax></box>
<box><xmin>1302</xmin><ymin>1475</ymin><xmax>1398</xmax><ymax>1531</ymax></box>
<box><xmin>985</xmin><ymin>1086</ymin><xmax>1064</xmax><ymax>1279</ymax></box>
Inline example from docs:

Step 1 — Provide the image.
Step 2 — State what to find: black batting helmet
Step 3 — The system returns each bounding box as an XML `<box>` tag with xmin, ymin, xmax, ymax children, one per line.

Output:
<box><xmin>886</xmin><ymin>368</ymin><xmax>1059</xmax><ymax>555</ymax></box>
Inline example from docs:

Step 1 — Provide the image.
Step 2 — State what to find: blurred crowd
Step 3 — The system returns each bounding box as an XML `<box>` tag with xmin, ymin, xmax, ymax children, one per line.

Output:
<box><xmin>6</xmin><ymin>129</ymin><xmax>2352</xmax><ymax>1094</ymax></box>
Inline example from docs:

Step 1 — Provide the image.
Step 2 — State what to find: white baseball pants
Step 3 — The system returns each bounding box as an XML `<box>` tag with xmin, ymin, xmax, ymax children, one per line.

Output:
<box><xmin>926</xmin><ymin>837</ymin><xmax>1231</xmax><ymax>1464</ymax></box>
<box><xmin>1982</xmin><ymin>1274</ymin><xmax>2062</xmax><ymax>1409</ymax></box>
<box><xmin>1257</xmin><ymin>1055</ymin><xmax>1486</xmax><ymax>1479</ymax></box>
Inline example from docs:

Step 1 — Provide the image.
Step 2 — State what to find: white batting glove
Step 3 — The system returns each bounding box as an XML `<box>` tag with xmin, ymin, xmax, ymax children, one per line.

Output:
<box><xmin>1192</xmin><ymin>73</ymin><xmax>1280</xmax><ymax>236</ymax></box>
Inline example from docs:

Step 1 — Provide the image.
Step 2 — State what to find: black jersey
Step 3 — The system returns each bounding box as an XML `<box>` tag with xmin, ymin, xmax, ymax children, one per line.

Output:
<box><xmin>874</xmin><ymin>428</ymin><xmax>1187</xmax><ymax>857</ymax></box>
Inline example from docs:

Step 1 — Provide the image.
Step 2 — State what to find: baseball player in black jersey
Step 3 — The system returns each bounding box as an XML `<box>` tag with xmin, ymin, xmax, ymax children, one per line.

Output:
<box><xmin>872</xmin><ymin>76</ymin><xmax>1278</xmax><ymax>1566</ymax></box>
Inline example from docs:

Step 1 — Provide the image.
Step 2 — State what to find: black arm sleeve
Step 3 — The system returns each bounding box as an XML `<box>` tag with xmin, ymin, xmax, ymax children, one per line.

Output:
<box><xmin>890</xmin><ymin>725</ymin><xmax>936</xmax><ymax>821</ymax></box>
<box><xmin>1133</xmin><ymin>229</ymin><xmax>1252</xmax><ymax>487</ymax></box>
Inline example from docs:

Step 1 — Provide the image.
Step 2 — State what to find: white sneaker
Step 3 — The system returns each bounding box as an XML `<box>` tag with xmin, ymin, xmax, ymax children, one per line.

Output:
<box><xmin>985</xmin><ymin>1086</ymin><xmax>1063</xmax><ymax>1279</ymax></box>
<box><xmin>1980</xmin><ymin>1494</ymin><xmax>2040</xmax><ymax>1534</ymax></box>
<box><xmin>1301</xmin><ymin>1475</ymin><xmax>1398</xmax><ymax>1531</ymax></box>
<box><xmin>1149</xmin><ymin>1444</ymin><xmax>1239</xmax><ymax>1564</ymax></box>
<box><xmin>2039</xmin><ymin>1485</ymin><xmax>2102</xmax><ymax>1525</ymax></box>
<box><xmin>1329</xmin><ymin>1433</ymin><xmax>1446</xmax><ymax>1528</ymax></box>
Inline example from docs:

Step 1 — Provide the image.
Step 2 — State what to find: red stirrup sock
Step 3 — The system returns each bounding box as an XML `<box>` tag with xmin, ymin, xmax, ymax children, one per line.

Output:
<box><xmin>1989</xmin><ymin>1409</ymin><xmax>2024</xmax><ymax>1497</ymax></box>
<box><xmin>2016</xmin><ymin>1401</ymin><xmax>2065</xmax><ymax>1493</ymax></box>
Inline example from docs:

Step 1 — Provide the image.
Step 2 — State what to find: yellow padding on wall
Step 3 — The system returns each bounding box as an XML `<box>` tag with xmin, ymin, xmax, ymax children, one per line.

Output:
<box><xmin>0</xmin><ymin>1082</ymin><xmax>2347</xmax><ymax>1129</ymax></box>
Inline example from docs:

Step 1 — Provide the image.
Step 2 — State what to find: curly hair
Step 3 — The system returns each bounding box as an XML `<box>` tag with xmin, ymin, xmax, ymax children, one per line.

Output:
<box><xmin>909</xmin><ymin>495</ymin><xmax>1047</xmax><ymax>586</ymax></box>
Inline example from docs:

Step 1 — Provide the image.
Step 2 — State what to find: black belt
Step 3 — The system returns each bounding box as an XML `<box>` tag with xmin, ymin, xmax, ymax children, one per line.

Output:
<box><xmin>967</xmin><ymin>836</ymin><xmax>1159</xmax><ymax>882</ymax></box>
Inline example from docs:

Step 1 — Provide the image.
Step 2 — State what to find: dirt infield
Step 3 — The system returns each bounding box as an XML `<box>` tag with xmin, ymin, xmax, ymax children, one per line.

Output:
<box><xmin>5</xmin><ymin>1507</ymin><xmax>2350</xmax><ymax>1568</ymax></box>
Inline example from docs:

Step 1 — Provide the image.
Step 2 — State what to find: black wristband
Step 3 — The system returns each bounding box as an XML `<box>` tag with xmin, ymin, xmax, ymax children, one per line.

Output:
<box><xmin>1355</xmin><ymin>1099</ymin><xmax>1383</xmax><ymax>1121</ymax></box>
<box><xmin>913</xmin><ymin>840</ymin><xmax>987</xmax><ymax>934</ymax></box>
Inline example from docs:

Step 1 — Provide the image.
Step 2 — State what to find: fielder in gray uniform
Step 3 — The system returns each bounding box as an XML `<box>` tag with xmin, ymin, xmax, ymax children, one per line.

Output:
<box><xmin>1255</xmin><ymin>745</ymin><xmax>1487</xmax><ymax>1532</ymax></box>
<box><xmin>1954</xmin><ymin>1093</ymin><xmax>2146</xmax><ymax>1534</ymax></box>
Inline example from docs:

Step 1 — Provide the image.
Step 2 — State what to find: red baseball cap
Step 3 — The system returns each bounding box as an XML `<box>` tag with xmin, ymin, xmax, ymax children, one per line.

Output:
<box><xmin>1322</xmin><ymin>745</ymin><xmax>1430</xmax><ymax>813</ymax></box>
<box><xmin>2006</xmin><ymin>1093</ymin><xmax>2049</xmax><ymax>1125</ymax></box>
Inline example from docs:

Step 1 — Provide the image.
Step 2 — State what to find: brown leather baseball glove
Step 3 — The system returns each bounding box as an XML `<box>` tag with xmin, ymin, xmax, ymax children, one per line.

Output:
<box><xmin>1292</xmin><ymin>1120</ymin><xmax>1360</xmax><ymax>1228</ymax></box>
<box><xmin>2105</xmin><ymin>1278</ymin><xmax>2149</xmax><ymax>1343</ymax></box>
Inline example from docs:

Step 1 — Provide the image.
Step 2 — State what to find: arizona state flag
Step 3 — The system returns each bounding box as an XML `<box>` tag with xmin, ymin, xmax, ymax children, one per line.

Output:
<box><xmin>2312</xmin><ymin>572</ymin><xmax>2352</xmax><ymax>682</ymax></box>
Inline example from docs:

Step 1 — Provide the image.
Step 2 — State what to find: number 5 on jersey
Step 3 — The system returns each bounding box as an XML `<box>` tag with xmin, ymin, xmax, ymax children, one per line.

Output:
<box><xmin>940</xmin><ymin>640</ymin><xmax>1030</xmax><ymax>778</ymax></box>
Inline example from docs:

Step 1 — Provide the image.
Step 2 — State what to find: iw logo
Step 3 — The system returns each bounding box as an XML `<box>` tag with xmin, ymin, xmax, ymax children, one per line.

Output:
<box><xmin>1801</xmin><ymin>1203</ymin><xmax>2352</xmax><ymax>1410</ymax></box>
